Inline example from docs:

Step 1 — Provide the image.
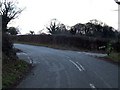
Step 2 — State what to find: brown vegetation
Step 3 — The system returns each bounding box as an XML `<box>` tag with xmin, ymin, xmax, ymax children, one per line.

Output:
<box><xmin>12</xmin><ymin>35</ymin><xmax>120</xmax><ymax>53</ymax></box>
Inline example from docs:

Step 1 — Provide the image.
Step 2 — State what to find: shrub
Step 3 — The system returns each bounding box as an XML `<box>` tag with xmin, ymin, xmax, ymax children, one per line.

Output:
<box><xmin>2</xmin><ymin>33</ymin><xmax>17</xmax><ymax>64</ymax></box>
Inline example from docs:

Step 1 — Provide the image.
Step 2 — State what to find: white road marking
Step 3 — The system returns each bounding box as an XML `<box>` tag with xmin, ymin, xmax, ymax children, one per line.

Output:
<box><xmin>90</xmin><ymin>83</ymin><xmax>96</xmax><ymax>88</ymax></box>
<box><xmin>28</xmin><ymin>56</ymin><xmax>33</xmax><ymax>64</ymax></box>
<box><xmin>17</xmin><ymin>52</ymin><xmax>34</xmax><ymax>65</ymax></box>
<box><xmin>22</xmin><ymin>53</ymin><xmax>34</xmax><ymax>64</ymax></box>
<box><xmin>69</xmin><ymin>60</ymin><xmax>82</xmax><ymax>71</ymax></box>
<box><xmin>76</xmin><ymin>62</ymin><xmax>85</xmax><ymax>71</ymax></box>
<box><xmin>17</xmin><ymin>52</ymin><xmax>27</xmax><ymax>55</ymax></box>
<box><xmin>22</xmin><ymin>53</ymin><xmax>28</xmax><ymax>55</ymax></box>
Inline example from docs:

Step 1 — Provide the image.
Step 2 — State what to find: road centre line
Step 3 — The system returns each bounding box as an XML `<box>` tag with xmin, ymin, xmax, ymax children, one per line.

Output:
<box><xmin>89</xmin><ymin>83</ymin><xmax>96</xmax><ymax>88</ymax></box>
<box><xmin>69</xmin><ymin>60</ymin><xmax>82</xmax><ymax>71</ymax></box>
<box><xmin>76</xmin><ymin>62</ymin><xmax>85</xmax><ymax>71</ymax></box>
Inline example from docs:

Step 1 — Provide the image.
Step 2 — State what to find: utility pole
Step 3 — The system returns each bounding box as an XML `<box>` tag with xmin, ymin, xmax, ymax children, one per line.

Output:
<box><xmin>115</xmin><ymin>0</ymin><xmax>120</xmax><ymax>5</ymax></box>
<box><xmin>114</xmin><ymin>0</ymin><xmax>120</xmax><ymax>30</ymax></box>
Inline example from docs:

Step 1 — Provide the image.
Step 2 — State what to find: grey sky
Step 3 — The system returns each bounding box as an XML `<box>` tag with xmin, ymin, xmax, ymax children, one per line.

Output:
<box><xmin>8</xmin><ymin>0</ymin><xmax>118</xmax><ymax>34</ymax></box>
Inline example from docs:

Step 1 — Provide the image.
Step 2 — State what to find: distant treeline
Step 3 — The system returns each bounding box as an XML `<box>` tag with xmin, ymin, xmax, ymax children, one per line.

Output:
<box><xmin>44</xmin><ymin>19</ymin><xmax>120</xmax><ymax>40</ymax></box>
<box><xmin>11</xmin><ymin>19</ymin><xmax>120</xmax><ymax>53</ymax></box>
<box><xmin>12</xmin><ymin>35</ymin><xmax>120</xmax><ymax>52</ymax></box>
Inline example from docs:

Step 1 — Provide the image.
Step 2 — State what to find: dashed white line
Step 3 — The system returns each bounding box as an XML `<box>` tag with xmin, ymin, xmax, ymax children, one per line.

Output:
<box><xmin>76</xmin><ymin>62</ymin><xmax>85</xmax><ymax>71</ymax></box>
<box><xmin>69</xmin><ymin>60</ymin><xmax>82</xmax><ymax>71</ymax></box>
<box><xmin>90</xmin><ymin>83</ymin><xmax>96</xmax><ymax>88</ymax></box>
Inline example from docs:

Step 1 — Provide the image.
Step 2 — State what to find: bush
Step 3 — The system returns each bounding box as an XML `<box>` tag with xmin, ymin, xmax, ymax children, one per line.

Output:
<box><xmin>2</xmin><ymin>33</ymin><xmax>13</xmax><ymax>54</ymax></box>
<box><xmin>12</xmin><ymin>35</ymin><xmax>111</xmax><ymax>51</ymax></box>
<box><xmin>2</xmin><ymin>33</ymin><xmax>17</xmax><ymax>64</ymax></box>
<box><xmin>112</xmin><ymin>41</ymin><xmax>120</xmax><ymax>52</ymax></box>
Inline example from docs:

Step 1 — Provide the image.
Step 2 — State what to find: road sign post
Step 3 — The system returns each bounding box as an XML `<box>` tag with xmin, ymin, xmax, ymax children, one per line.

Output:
<box><xmin>114</xmin><ymin>0</ymin><xmax>120</xmax><ymax>31</ymax></box>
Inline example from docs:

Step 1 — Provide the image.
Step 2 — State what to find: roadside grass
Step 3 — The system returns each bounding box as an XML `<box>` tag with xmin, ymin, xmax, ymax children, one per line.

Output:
<box><xmin>98</xmin><ymin>52</ymin><xmax>120</xmax><ymax>65</ymax></box>
<box><xmin>108</xmin><ymin>52</ymin><xmax>120</xmax><ymax>63</ymax></box>
<box><xmin>2</xmin><ymin>57</ymin><xmax>32</xmax><ymax>88</ymax></box>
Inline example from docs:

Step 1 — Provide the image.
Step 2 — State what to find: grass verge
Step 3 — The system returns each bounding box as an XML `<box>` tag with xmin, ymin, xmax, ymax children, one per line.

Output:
<box><xmin>108</xmin><ymin>52</ymin><xmax>120</xmax><ymax>63</ymax></box>
<box><xmin>2</xmin><ymin>58</ymin><xmax>32</xmax><ymax>88</ymax></box>
<box><xmin>98</xmin><ymin>52</ymin><xmax>120</xmax><ymax>65</ymax></box>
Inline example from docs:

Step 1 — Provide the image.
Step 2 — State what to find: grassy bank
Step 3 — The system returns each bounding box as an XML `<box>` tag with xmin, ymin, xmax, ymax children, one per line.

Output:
<box><xmin>108</xmin><ymin>52</ymin><xmax>120</xmax><ymax>63</ymax></box>
<box><xmin>2</xmin><ymin>57</ymin><xmax>32</xmax><ymax>88</ymax></box>
<box><xmin>98</xmin><ymin>52</ymin><xmax>120</xmax><ymax>65</ymax></box>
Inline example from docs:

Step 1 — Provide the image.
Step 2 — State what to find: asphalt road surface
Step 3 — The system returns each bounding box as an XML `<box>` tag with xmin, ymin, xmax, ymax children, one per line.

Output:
<box><xmin>14</xmin><ymin>44</ymin><xmax>118</xmax><ymax>88</ymax></box>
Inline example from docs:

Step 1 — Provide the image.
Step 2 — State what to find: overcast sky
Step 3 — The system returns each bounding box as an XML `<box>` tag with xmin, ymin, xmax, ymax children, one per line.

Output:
<box><xmin>8</xmin><ymin>0</ymin><xmax>118</xmax><ymax>34</ymax></box>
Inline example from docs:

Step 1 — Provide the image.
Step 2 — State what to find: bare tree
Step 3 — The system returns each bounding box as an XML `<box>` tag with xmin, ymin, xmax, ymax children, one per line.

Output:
<box><xmin>114</xmin><ymin>0</ymin><xmax>120</xmax><ymax>5</ymax></box>
<box><xmin>1</xmin><ymin>0</ymin><xmax>23</xmax><ymax>59</ymax></box>
<box><xmin>0</xmin><ymin>0</ymin><xmax>23</xmax><ymax>32</ymax></box>
<box><xmin>30</xmin><ymin>30</ymin><xmax>35</xmax><ymax>35</ymax></box>
<box><xmin>46</xmin><ymin>19</ymin><xmax>60</xmax><ymax>34</ymax></box>
<box><xmin>46</xmin><ymin>19</ymin><xmax>68</xmax><ymax>35</ymax></box>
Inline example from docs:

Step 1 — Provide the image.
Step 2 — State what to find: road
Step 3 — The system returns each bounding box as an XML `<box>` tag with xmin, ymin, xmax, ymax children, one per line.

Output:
<box><xmin>14</xmin><ymin>44</ymin><xmax>118</xmax><ymax>88</ymax></box>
